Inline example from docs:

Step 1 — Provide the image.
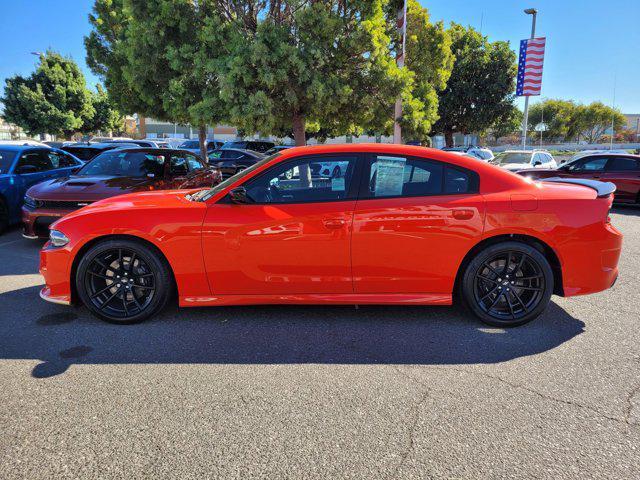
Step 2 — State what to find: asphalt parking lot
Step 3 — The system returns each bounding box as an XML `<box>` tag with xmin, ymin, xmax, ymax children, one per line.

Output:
<box><xmin>1</xmin><ymin>208</ymin><xmax>639</xmax><ymax>479</ymax></box>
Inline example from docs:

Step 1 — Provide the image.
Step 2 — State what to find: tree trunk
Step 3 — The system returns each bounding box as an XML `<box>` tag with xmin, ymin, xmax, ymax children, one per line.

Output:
<box><xmin>138</xmin><ymin>115</ymin><xmax>146</xmax><ymax>138</ymax></box>
<box><xmin>292</xmin><ymin>113</ymin><xmax>311</xmax><ymax>187</ymax></box>
<box><xmin>444</xmin><ymin>130</ymin><xmax>454</xmax><ymax>148</ymax></box>
<box><xmin>198</xmin><ymin>125</ymin><xmax>208</xmax><ymax>162</ymax></box>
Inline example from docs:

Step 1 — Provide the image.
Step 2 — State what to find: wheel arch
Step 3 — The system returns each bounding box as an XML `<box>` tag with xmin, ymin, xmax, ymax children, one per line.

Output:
<box><xmin>69</xmin><ymin>234</ymin><xmax>178</xmax><ymax>304</ymax></box>
<box><xmin>453</xmin><ymin>233</ymin><xmax>564</xmax><ymax>298</ymax></box>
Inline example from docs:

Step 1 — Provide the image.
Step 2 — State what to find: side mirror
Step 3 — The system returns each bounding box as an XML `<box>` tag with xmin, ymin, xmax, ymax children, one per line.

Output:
<box><xmin>16</xmin><ymin>165</ymin><xmax>38</xmax><ymax>174</ymax></box>
<box><xmin>229</xmin><ymin>187</ymin><xmax>251</xmax><ymax>204</ymax></box>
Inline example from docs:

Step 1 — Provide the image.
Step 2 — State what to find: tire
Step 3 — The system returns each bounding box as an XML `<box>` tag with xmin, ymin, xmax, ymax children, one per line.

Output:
<box><xmin>460</xmin><ymin>241</ymin><xmax>554</xmax><ymax>327</ymax></box>
<box><xmin>0</xmin><ymin>199</ymin><xmax>8</xmax><ymax>235</ymax></box>
<box><xmin>76</xmin><ymin>239</ymin><xmax>173</xmax><ymax>324</ymax></box>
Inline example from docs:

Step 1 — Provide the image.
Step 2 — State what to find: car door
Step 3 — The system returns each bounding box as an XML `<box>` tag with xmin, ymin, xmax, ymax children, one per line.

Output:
<box><xmin>201</xmin><ymin>153</ymin><xmax>362</xmax><ymax>295</ymax></box>
<box><xmin>351</xmin><ymin>153</ymin><xmax>485</xmax><ymax>295</ymax></box>
<box><xmin>601</xmin><ymin>156</ymin><xmax>640</xmax><ymax>203</ymax></box>
<box><xmin>561</xmin><ymin>156</ymin><xmax>609</xmax><ymax>181</ymax></box>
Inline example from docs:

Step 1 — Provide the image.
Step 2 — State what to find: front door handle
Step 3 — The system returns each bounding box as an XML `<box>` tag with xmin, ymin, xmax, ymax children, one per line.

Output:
<box><xmin>452</xmin><ymin>209</ymin><xmax>474</xmax><ymax>220</ymax></box>
<box><xmin>323</xmin><ymin>218</ymin><xmax>346</xmax><ymax>229</ymax></box>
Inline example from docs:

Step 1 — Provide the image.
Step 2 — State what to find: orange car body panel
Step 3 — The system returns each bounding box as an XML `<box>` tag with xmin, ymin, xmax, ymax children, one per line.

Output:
<box><xmin>39</xmin><ymin>144</ymin><xmax>622</xmax><ymax>307</ymax></box>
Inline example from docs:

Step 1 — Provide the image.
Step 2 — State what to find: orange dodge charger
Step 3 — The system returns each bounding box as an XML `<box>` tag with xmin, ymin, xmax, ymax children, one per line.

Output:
<box><xmin>39</xmin><ymin>144</ymin><xmax>622</xmax><ymax>327</ymax></box>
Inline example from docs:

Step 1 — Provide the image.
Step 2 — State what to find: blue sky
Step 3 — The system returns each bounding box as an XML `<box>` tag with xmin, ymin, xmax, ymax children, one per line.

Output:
<box><xmin>1</xmin><ymin>0</ymin><xmax>639</xmax><ymax>113</ymax></box>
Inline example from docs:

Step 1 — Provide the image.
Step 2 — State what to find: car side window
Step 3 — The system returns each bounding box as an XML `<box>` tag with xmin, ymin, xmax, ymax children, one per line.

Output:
<box><xmin>364</xmin><ymin>155</ymin><xmax>478</xmax><ymax>198</ymax></box>
<box><xmin>243</xmin><ymin>155</ymin><xmax>358</xmax><ymax>204</ymax></box>
<box><xmin>16</xmin><ymin>150</ymin><xmax>53</xmax><ymax>173</ymax></box>
<box><xmin>532</xmin><ymin>153</ymin><xmax>543</xmax><ymax>165</ymax></box>
<box><xmin>222</xmin><ymin>150</ymin><xmax>241</xmax><ymax>160</ymax></box>
<box><xmin>606</xmin><ymin>157</ymin><xmax>640</xmax><ymax>171</ymax></box>
<box><xmin>568</xmin><ymin>157</ymin><xmax>608</xmax><ymax>172</ymax></box>
<box><xmin>57</xmin><ymin>151</ymin><xmax>79</xmax><ymax>167</ymax></box>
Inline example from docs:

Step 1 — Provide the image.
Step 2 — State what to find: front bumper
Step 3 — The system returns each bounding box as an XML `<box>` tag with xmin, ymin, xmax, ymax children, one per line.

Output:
<box><xmin>39</xmin><ymin>242</ymin><xmax>74</xmax><ymax>306</ymax></box>
<box><xmin>22</xmin><ymin>206</ymin><xmax>74</xmax><ymax>238</ymax></box>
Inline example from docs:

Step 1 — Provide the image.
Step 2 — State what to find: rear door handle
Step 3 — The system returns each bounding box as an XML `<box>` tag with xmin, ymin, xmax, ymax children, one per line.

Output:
<box><xmin>452</xmin><ymin>209</ymin><xmax>474</xmax><ymax>220</ymax></box>
<box><xmin>323</xmin><ymin>219</ymin><xmax>346</xmax><ymax>229</ymax></box>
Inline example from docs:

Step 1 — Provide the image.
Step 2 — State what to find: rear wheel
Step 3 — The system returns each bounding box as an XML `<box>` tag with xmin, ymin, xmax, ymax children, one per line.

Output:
<box><xmin>0</xmin><ymin>199</ymin><xmax>7</xmax><ymax>234</ymax></box>
<box><xmin>460</xmin><ymin>241</ymin><xmax>553</xmax><ymax>327</ymax></box>
<box><xmin>76</xmin><ymin>239</ymin><xmax>173</xmax><ymax>324</ymax></box>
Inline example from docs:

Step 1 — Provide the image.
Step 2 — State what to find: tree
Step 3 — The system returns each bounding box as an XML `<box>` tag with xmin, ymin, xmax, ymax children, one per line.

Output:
<box><xmin>1</xmin><ymin>52</ymin><xmax>94</xmax><ymax>138</ymax></box>
<box><xmin>84</xmin><ymin>0</ymin><xmax>146</xmax><ymax>115</ymax></box>
<box><xmin>488</xmin><ymin>103</ymin><xmax>522</xmax><ymax>140</ymax></box>
<box><xmin>575</xmin><ymin>102</ymin><xmax>626</xmax><ymax>144</ymax></box>
<box><xmin>527</xmin><ymin>99</ymin><xmax>580</xmax><ymax>141</ymax></box>
<box><xmin>86</xmin><ymin>0</ymin><xmax>228</xmax><ymax>159</ymax></box>
<box><xmin>215</xmin><ymin>0</ymin><xmax>415</xmax><ymax>147</ymax></box>
<box><xmin>402</xmin><ymin>0</ymin><xmax>453</xmax><ymax>142</ymax></box>
<box><xmin>82</xmin><ymin>85</ymin><xmax>124</xmax><ymax>135</ymax></box>
<box><xmin>433</xmin><ymin>24</ymin><xmax>517</xmax><ymax>147</ymax></box>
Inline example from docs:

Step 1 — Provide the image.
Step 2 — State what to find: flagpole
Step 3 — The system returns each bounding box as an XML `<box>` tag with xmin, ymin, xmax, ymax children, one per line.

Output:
<box><xmin>393</xmin><ymin>0</ymin><xmax>407</xmax><ymax>144</ymax></box>
<box><xmin>521</xmin><ymin>8</ymin><xmax>537</xmax><ymax>149</ymax></box>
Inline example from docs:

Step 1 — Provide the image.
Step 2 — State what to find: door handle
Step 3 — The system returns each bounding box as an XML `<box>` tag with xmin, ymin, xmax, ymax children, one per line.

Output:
<box><xmin>452</xmin><ymin>209</ymin><xmax>474</xmax><ymax>220</ymax></box>
<box><xmin>323</xmin><ymin>218</ymin><xmax>346</xmax><ymax>229</ymax></box>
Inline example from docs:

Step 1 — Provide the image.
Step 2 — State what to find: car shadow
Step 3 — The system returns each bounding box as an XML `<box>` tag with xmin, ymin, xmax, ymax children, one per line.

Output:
<box><xmin>612</xmin><ymin>204</ymin><xmax>640</xmax><ymax>217</ymax></box>
<box><xmin>0</xmin><ymin>285</ymin><xmax>585</xmax><ymax>378</ymax></box>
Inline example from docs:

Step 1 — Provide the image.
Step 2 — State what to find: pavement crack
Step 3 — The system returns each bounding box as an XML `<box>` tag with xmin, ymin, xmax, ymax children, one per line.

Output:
<box><xmin>623</xmin><ymin>383</ymin><xmax>640</xmax><ymax>428</ymax></box>
<box><xmin>386</xmin><ymin>387</ymin><xmax>430</xmax><ymax>480</ymax></box>
<box><xmin>449</xmin><ymin>367</ymin><xmax>636</xmax><ymax>429</ymax></box>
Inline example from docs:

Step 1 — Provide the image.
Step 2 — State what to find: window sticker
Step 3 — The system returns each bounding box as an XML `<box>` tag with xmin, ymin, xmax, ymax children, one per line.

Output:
<box><xmin>331</xmin><ymin>177</ymin><xmax>345</xmax><ymax>191</ymax></box>
<box><xmin>374</xmin><ymin>156</ymin><xmax>406</xmax><ymax>196</ymax></box>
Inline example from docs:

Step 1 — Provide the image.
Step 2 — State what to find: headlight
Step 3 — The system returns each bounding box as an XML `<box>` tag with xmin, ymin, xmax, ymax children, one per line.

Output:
<box><xmin>49</xmin><ymin>230</ymin><xmax>69</xmax><ymax>247</ymax></box>
<box><xmin>24</xmin><ymin>195</ymin><xmax>39</xmax><ymax>209</ymax></box>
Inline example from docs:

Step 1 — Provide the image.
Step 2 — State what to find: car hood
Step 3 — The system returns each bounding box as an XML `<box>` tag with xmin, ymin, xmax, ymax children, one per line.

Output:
<box><xmin>26</xmin><ymin>175</ymin><xmax>158</xmax><ymax>201</ymax></box>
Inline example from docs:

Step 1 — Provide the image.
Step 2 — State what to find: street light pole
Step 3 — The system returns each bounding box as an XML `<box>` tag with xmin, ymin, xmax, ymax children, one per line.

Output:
<box><xmin>521</xmin><ymin>8</ymin><xmax>537</xmax><ymax>150</ymax></box>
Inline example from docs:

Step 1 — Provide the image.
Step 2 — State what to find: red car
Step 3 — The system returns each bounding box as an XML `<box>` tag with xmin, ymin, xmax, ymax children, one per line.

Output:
<box><xmin>39</xmin><ymin>144</ymin><xmax>622</xmax><ymax>327</ymax></box>
<box><xmin>517</xmin><ymin>153</ymin><xmax>640</xmax><ymax>204</ymax></box>
<box><xmin>22</xmin><ymin>148</ymin><xmax>222</xmax><ymax>238</ymax></box>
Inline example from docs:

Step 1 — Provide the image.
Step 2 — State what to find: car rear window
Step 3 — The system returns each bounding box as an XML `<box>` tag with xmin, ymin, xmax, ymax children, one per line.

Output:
<box><xmin>77</xmin><ymin>151</ymin><xmax>166</xmax><ymax>178</ymax></box>
<box><xmin>0</xmin><ymin>150</ymin><xmax>17</xmax><ymax>174</ymax></box>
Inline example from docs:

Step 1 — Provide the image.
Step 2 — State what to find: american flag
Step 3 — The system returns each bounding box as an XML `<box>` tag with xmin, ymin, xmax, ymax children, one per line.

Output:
<box><xmin>516</xmin><ymin>37</ymin><xmax>546</xmax><ymax>96</ymax></box>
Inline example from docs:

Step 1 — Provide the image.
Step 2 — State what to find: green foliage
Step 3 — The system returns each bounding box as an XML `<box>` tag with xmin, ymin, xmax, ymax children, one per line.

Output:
<box><xmin>402</xmin><ymin>0</ymin><xmax>453</xmax><ymax>142</ymax></box>
<box><xmin>83</xmin><ymin>84</ymin><xmax>124</xmax><ymax>134</ymax></box>
<box><xmin>576</xmin><ymin>101</ymin><xmax>627</xmax><ymax>143</ymax></box>
<box><xmin>433</xmin><ymin>24</ymin><xmax>517</xmax><ymax>146</ymax></box>
<box><xmin>1</xmin><ymin>52</ymin><xmax>94</xmax><ymax>137</ymax></box>
<box><xmin>215</xmin><ymin>0</ymin><xmax>413</xmax><ymax>145</ymax></box>
<box><xmin>489</xmin><ymin>103</ymin><xmax>523</xmax><ymax>139</ymax></box>
<box><xmin>84</xmin><ymin>0</ymin><xmax>145</xmax><ymax>115</ymax></box>
<box><xmin>528</xmin><ymin>99</ymin><xmax>626</xmax><ymax>143</ymax></box>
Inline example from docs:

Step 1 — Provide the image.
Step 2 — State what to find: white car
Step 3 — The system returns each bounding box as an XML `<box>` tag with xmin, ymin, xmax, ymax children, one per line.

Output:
<box><xmin>466</xmin><ymin>147</ymin><xmax>494</xmax><ymax>162</ymax></box>
<box><xmin>492</xmin><ymin>150</ymin><xmax>557</xmax><ymax>172</ymax></box>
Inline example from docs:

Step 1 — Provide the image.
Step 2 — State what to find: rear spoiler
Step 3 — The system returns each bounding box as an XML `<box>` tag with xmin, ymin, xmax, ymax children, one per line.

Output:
<box><xmin>542</xmin><ymin>177</ymin><xmax>616</xmax><ymax>198</ymax></box>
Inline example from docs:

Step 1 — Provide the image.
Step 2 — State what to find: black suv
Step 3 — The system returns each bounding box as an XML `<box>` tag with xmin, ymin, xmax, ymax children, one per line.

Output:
<box><xmin>222</xmin><ymin>140</ymin><xmax>275</xmax><ymax>153</ymax></box>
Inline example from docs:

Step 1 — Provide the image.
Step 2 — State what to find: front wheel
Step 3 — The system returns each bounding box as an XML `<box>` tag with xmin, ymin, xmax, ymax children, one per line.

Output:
<box><xmin>76</xmin><ymin>239</ymin><xmax>173</xmax><ymax>324</ymax></box>
<box><xmin>460</xmin><ymin>241</ymin><xmax>554</xmax><ymax>327</ymax></box>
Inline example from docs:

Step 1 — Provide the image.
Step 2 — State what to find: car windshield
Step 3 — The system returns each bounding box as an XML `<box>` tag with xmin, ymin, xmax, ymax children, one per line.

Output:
<box><xmin>192</xmin><ymin>153</ymin><xmax>281</xmax><ymax>202</ymax></box>
<box><xmin>179</xmin><ymin>140</ymin><xmax>199</xmax><ymax>149</ymax></box>
<box><xmin>495</xmin><ymin>153</ymin><xmax>531</xmax><ymax>164</ymax></box>
<box><xmin>0</xmin><ymin>150</ymin><xmax>17</xmax><ymax>174</ymax></box>
<box><xmin>77</xmin><ymin>151</ymin><xmax>166</xmax><ymax>178</ymax></box>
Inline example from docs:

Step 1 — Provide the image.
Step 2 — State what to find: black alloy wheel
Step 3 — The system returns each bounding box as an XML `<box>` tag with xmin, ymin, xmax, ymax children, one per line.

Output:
<box><xmin>461</xmin><ymin>241</ymin><xmax>553</xmax><ymax>327</ymax></box>
<box><xmin>76</xmin><ymin>239</ymin><xmax>173</xmax><ymax>324</ymax></box>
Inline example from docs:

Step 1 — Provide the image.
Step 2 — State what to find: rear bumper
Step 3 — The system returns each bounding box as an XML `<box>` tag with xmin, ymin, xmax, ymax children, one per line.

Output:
<box><xmin>22</xmin><ymin>206</ymin><xmax>74</xmax><ymax>238</ymax></box>
<box><xmin>561</xmin><ymin>222</ymin><xmax>623</xmax><ymax>297</ymax></box>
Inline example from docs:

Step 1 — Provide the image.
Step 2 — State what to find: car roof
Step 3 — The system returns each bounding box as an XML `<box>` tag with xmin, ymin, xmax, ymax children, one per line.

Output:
<box><xmin>0</xmin><ymin>144</ymin><xmax>48</xmax><ymax>152</ymax></box>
